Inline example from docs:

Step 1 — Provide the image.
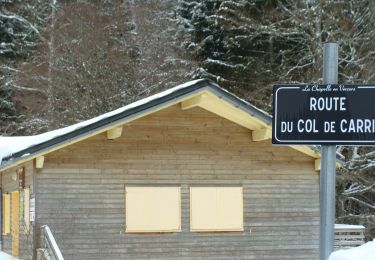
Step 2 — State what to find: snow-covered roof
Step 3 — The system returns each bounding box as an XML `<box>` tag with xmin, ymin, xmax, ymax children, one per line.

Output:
<box><xmin>0</xmin><ymin>79</ymin><xmax>203</xmax><ymax>164</ymax></box>
<box><xmin>0</xmin><ymin>79</ymin><xmax>277</xmax><ymax>169</ymax></box>
<box><xmin>329</xmin><ymin>239</ymin><xmax>375</xmax><ymax>260</ymax></box>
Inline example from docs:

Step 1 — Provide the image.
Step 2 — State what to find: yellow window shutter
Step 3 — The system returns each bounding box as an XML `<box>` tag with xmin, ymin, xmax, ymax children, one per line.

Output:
<box><xmin>125</xmin><ymin>186</ymin><xmax>181</xmax><ymax>233</ymax></box>
<box><xmin>190</xmin><ymin>187</ymin><xmax>218</xmax><ymax>231</ymax></box>
<box><xmin>216</xmin><ymin>187</ymin><xmax>243</xmax><ymax>230</ymax></box>
<box><xmin>190</xmin><ymin>186</ymin><xmax>243</xmax><ymax>232</ymax></box>
<box><xmin>11</xmin><ymin>190</ymin><xmax>20</xmax><ymax>257</ymax></box>
<box><xmin>2</xmin><ymin>194</ymin><xmax>10</xmax><ymax>235</ymax></box>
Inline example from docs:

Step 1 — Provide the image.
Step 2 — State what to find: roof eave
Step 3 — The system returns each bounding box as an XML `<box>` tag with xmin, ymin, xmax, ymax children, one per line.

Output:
<box><xmin>0</xmin><ymin>79</ymin><xmax>342</xmax><ymax>171</ymax></box>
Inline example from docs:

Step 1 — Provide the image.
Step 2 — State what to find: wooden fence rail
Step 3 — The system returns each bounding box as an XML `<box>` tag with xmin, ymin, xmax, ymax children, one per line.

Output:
<box><xmin>334</xmin><ymin>224</ymin><xmax>365</xmax><ymax>250</ymax></box>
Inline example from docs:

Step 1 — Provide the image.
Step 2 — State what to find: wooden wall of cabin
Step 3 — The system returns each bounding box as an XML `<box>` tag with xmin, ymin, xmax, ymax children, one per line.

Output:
<box><xmin>1</xmin><ymin>161</ymin><xmax>34</xmax><ymax>259</ymax></box>
<box><xmin>36</xmin><ymin>104</ymin><xmax>320</xmax><ymax>260</ymax></box>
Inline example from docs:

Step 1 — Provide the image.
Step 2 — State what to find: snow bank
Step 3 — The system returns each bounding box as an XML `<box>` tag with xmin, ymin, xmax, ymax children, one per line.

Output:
<box><xmin>328</xmin><ymin>239</ymin><xmax>375</xmax><ymax>260</ymax></box>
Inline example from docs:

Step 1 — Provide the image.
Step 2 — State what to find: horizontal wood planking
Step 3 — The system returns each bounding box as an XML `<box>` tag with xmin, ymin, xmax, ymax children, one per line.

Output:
<box><xmin>37</xmin><ymin>105</ymin><xmax>319</xmax><ymax>259</ymax></box>
<box><xmin>1</xmin><ymin>161</ymin><xmax>34</xmax><ymax>260</ymax></box>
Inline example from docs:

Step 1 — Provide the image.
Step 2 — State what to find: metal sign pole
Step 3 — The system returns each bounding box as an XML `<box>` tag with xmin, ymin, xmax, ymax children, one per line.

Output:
<box><xmin>320</xmin><ymin>43</ymin><xmax>338</xmax><ymax>260</ymax></box>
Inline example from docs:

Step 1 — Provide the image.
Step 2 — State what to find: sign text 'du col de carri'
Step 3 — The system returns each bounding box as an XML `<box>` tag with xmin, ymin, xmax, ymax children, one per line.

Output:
<box><xmin>273</xmin><ymin>84</ymin><xmax>375</xmax><ymax>145</ymax></box>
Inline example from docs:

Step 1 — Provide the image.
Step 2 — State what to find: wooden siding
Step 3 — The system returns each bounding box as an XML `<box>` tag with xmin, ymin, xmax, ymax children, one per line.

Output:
<box><xmin>1</xmin><ymin>161</ymin><xmax>34</xmax><ymax>259</ymax></box>
<box><xmin>37</xmin><ymin>105</ymin><xmax>319</xmax><ymax>260</ymax></box>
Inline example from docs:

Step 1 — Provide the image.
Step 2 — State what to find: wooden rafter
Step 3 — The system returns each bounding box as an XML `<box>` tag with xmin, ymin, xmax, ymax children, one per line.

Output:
<box><xmin>180</xmin><ymin>94</ymin><xmax>206</xmax><ymax>110</ymax></box>
<box><xmin>107</xmin><ymin>126</ymin><xmax>123</xmax><ymax>140</ymax></box>
<box><xmin>35</xmin><ymin>156</ymin><xmax>45</xmax><ymax>169</ymax></box>
<box><xmin>252</xmin><ymin>128</ymin><xmax>272</xmax><ymax>142</ymax></box>
<box><xmin>315</xmin><ymin>159</ymin><xmax>321</xmax><ymax>171</ymax></box>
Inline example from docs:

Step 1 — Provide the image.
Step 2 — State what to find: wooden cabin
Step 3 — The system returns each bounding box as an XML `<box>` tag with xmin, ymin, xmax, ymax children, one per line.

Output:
<box><xmin>0</xmin><ymin>79</ymin><xmax>325</xmax><ymax>259</ymax></box>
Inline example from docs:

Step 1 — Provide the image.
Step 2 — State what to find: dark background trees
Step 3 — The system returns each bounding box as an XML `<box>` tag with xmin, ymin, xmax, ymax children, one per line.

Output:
<box><xmin>1</xmin><ymin>0</ymin><xmax>374</xmax><ymax>240</ymax></box>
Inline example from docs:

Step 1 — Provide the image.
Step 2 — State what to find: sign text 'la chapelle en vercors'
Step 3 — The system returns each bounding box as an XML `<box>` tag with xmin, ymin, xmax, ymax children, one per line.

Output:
<box><xmin>273</xmin><ymin>84</ymin><xmax>375</xmax><ymax>145</ymax></box>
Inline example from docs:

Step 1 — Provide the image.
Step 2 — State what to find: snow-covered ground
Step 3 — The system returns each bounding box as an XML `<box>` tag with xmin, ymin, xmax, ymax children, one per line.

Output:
<box><xmin>328</xmin><ymin>239</ymin><xmax>375</xmax><ymax>260</ymax></box>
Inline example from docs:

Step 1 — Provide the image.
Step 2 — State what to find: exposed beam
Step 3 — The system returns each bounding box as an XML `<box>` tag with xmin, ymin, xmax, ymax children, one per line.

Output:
<box><xmin>252</xmin><ymin>128</ymin><xmax>272</xmax><ymax>141</ymax></box>
<box><xmin>107</xmin><ymin>126</ymin><xmax>123</xmax><ymax>140</ymax></box>
<box><xmin>198</xmin><ymin>92</ymin><xmax>266</xmax><ymax>130</ymax></box>
<box><xmin>314</xmin><ymin>158</ymin><xmax>341</xmax><ymax>171</ymax></box>
<box><xmin>180</xmin><ymin>94</ymin><xmax>206</xmax><ymax>110</ymax></box>
<box><xmin>35</xmin><ymin>156</ymin><xmax>44</xmax><ymax>169</ymax></box>
<box><xmin>291</xmin><ymin>146</ymin><xmax>320</xmax><ymax>159</ymax></box>
<box><xmin>315</xmin><ymin>158</ymin><xmax>321</xmax><ymax>171</ymax></box>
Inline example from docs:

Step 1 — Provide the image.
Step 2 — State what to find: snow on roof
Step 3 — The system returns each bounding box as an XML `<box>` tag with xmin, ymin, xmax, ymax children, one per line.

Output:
<box><xmin>0</xmin><ymin>79</ymin><xmax>204</xmax><ymax>165</ymax></box>
<box><xmin>328</xmin><ymin>239</ymin><xmax>375</xmax><ymax>260</ymax></box>
<box><xmin>335</xmin><ymin>224</ymin><xmax>365</xmax><ymax>230</ymax></box>
<box><xmin>0</xmin><ymin>79</ymin><xmax>273</xmax><ymax>168</ymax></box>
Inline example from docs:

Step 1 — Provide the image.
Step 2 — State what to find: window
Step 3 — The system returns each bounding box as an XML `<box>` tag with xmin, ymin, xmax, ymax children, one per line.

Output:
<box><xmin>190</xmin><ymin>186</ymin><xmax>243</xmax><ymax>232</ymax></box>
<box><xmin>125</xmin><ymin>186</ymin><xmax>181</xmax><ymax>233</ymax></box>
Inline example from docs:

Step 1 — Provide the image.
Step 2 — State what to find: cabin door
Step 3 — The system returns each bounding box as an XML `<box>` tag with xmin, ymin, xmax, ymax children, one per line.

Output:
<box><xmin>11</xmin><ymin>191</ymin><xmax>19</xmax><ymax>257</ymax></box>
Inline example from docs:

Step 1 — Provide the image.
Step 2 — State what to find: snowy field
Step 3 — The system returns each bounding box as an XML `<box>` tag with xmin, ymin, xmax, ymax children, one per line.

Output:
<box><xmin>329</xmin><ymin>239</ymin><xmax>375</xmax><ymax>260</ymax></box>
